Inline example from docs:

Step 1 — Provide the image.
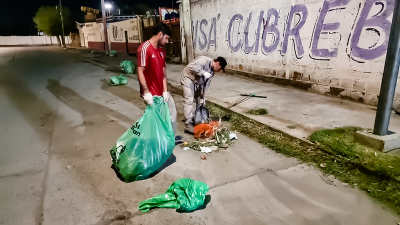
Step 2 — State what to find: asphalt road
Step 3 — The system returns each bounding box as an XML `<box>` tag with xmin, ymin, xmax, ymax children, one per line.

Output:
<box><xmin>0</xmin><ymin>46</ymin><xmax>398</xmax><ymax>225</ymax></box>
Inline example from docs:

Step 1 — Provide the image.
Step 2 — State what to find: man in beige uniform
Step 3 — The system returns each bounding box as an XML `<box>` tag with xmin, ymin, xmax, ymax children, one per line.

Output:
<box><xmin>181</xmin><ymin>56</ymin><xmax>227</xmax><ymax>134</ymax></box>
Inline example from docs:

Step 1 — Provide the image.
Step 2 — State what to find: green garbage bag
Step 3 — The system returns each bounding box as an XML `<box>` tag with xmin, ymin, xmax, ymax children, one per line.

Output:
<box><xmin>120</xmin><ymin>60</ymin><xmax>135</xmax><ymax>74</ymax></box>
<box><xmin>110</xmin><ymin>96</ymin><xmax>175</xmax><ymax>182</ymax></box>
<box><xmin>109</xmin><ymin>50</ymin><xmax>118</xmax><ymax>57</ymax></box>
<box><xmin>109</xmin><ymin>74</ymin><xmax>128</xmax><ymax>86</ymax></box>
<box><xmin>138</xmin><ymin>178</ymin><xmax>209</xmax><ymax>212</ymax></box>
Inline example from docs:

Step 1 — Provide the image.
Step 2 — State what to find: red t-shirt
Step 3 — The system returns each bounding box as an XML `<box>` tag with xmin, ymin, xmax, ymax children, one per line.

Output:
<box><xmin>137</xmin><ymin>40</ymin><xmax>166</xmax><ymax>96</ymax></box>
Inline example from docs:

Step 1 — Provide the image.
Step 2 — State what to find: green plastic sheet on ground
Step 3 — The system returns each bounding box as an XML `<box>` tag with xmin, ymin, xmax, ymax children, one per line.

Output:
<box><xmin>120</xmin><ymin>60</ymin><xmax>135</xmax><ymax>74</ymax></box>
<box><xmin>110</xmin><ymin>96</ymin><xmax>175</xmax><ymax>182</ymax></box>
<box><xmin>109</xmin><ymin>74</ymin><xmax>128</xmax><ymax>86</ymax></box>
<box><xmin>138</xmin><ymin>178</ymin><xmax>209</xmax><ymax>212</ymax></box>
<box><xmin>109</xmin><ymin>50</ymin><xmax>117</xmax><ymax>57</ymax></box>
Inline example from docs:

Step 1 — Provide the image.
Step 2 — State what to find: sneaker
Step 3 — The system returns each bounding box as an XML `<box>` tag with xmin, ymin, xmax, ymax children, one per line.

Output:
<box><xmin>175</xmin><ymin>135</ymin><xmax>183</xmax><ymax>145</ymax></box>
<box><xmin>184</xmin><ymin>124</ymin><xmax>194</xmax><ymax>135</ymax></box>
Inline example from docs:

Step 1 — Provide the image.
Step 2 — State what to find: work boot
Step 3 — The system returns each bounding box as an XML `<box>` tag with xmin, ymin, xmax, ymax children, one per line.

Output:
<box><xmin>175</xmin><ymin>135</ymin><xmax>183</xmax><ymax>145</ymax></box>
<box><xmin>184</xmin><ymin>124</ymin><xmax>194</xmax><ymax>135</ymax></box>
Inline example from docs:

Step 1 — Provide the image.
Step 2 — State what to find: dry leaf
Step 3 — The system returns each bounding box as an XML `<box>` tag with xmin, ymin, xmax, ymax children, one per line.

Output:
<box><xmin>201</xmin><ymin>155</ymin><xmax>207</xmax><ymax>160</ymax></box>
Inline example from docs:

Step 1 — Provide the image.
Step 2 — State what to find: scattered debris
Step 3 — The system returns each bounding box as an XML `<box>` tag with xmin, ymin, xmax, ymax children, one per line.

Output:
<box><xmin>45</xmin><ymin>151</ymin><xmax>49</xmax><ymax>154</ymax></box>
<box><xmin>320</xmin><ymin>163</ymin><xmax>326</xmax><ymax>168</ymax></box>
<box><xmin>221</xmin><ymin>143</ymin><xmax>229</xmax><ymax>148</ymax></box>
<box><xmin>109</xmin><ymin>74</ymin><xmax>128</xmax><ymax>86</ymax></box>
<box><xmin>183</xmin><ymin>125</ymin><xmax>236</xmax><ymax>152</ymax></box>
<box><xmin>229</xmin><ymin>132</ymin><xmax>238</xmax><ymax>140</ymax></box>
<box><xmin>200</xmin><ymin>147</ymin><xmax>212</xmax><ymax>153</ymax></box>
<box><xmin>183</xmin><ymin>147</ymin><xmax>190</xmax><ymax>151</ymax></box>
<box><xmin>109</xmin><ymin>50</ymin><xmax>118</xmax><ymax>57</ymax></box>
<box><xmin>200</xmin><ymin>155</ymin><xmax>207</xmax><ymax>160</ymax></box>
<box><xmin>138</xmin><ymin>178</ymin><xmax>209</xmax><ymax>212</ymax></box>
<box><xmin>194</xmin><ymin>121</ymin><xmax>219</xmax><ymax>139</ymax></box>
<box><xmin>210</xmin><ymin>146</ymin><xmax>218</xmax><ymax>151</ymax></box>
<box><xmin>120</xmin><ymin>60</ymin><xmax>135</xmax><ymax>74</ymax></box>
<box><xmin>66</xmin><ymin>166</ymin><xmax>73</xmax><ymax>170</ymax></box>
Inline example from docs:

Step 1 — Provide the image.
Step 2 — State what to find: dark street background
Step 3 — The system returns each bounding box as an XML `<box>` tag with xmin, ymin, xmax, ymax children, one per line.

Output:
<box><xmin>0</xmin><ymin>0</ymin><xmax>175</xmax><ymax>36</ymax></box>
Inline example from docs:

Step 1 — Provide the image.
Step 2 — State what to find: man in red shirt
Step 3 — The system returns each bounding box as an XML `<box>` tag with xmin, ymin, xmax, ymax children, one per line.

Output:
<box><xmin>137</xmin><ymin>23</ymin><xmax>181</xmax><ymax>144</ymax></box>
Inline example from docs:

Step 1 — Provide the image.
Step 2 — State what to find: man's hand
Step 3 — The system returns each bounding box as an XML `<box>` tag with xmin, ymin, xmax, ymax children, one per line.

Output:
<box><xmin>200</xmin><ymin>98</ymin><xmax>206</xmax><ymax>105</ymax></box>
<box><xmin>163</xmin><ymin>92</ymin><xmax>169</xmax><ymax>103</ymax></box>
<box><xmin>203</xmin><ymin>72</ymin><xmax>212</xmax><ymax>79</ymax></box>
<box><xmin>143</xmin><ymin>93</ymin><xmax>153</xmax><ymax>105</ymax></box>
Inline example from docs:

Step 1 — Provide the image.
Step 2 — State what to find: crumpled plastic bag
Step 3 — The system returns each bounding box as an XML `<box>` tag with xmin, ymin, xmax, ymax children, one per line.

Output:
<box><xmin>120</xmin><ymin>60</ymin><xmax>135</xmax><ymax>74</ymax></box>
<box><xmin>109</xmin><ymin>74</ymin><xmax>128</xmax><ymax>86</ymax></box>
<box><xmin>109</xmin><ymin>50</ymin><xmax>118</xmax><ymax>57</ymax></box>
<box><xmin>138</xmin><ymin>178</ymin><xmax>209</xmax><ymax>212</ymax></box>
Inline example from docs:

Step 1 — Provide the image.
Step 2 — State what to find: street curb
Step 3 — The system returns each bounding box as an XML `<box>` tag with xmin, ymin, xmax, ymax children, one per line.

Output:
<box><xmin>167</xmin><ymin>80</ymin><xmax>314</xmax><ymax>147</ymax></box>
<box><xmin>167</xmin><ymin>80</ymin><xmax>400</xmax><ymax>185</ymax></box>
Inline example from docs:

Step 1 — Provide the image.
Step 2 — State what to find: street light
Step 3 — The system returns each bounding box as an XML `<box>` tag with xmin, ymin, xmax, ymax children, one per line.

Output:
<box><xmin>105</xmin><ymin>3</ymin><xmax>112</xmax><ymax>14</ymax></box>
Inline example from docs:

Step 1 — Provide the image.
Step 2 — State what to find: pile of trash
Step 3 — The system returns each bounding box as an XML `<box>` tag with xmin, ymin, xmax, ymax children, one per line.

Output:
<box><xmin>109</xmin><ymin>50</ymin><xmax>118</xmax><ymax>57</ymax></box>
<box><xmin>120</xmin><ymin>60</ymin><xmax>135</xmax><ymax>74</ymax></box>
<box><xmin>182</xmin><ymin>124</ymin><xmax>237</xmax><ymax>153</ymax></box>
<box><xmin>108</xmin><ymin>60</ymin><xmax>135</xmax><ymax>86</ymax></box>
<box><xmin>139</xmin><ymin>178</ymin><xmax>209</xmax><ymax>212</ymax></box>
<box><xmin>108</xmin><ymin>74</ymin><xmax>128</xmax><ymax>86</ymax></box>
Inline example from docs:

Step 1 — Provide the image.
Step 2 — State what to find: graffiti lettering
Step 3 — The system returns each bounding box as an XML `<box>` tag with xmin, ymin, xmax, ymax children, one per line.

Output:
<box><xmin>228</xmin><ymin>14</ymin><xmax>244</xmax><ymax>52</ymax></box>
<box><xmin>244</xmin><ymin>11</ymin><xmax>264</xmax><ymax>54</ymax></box>
<box><xmin>261</xmin><ymin>8</ymin><xmax>280</xmax><ymax>55</ymax></box>
<box><xmin>208</xmin><ymin>17</ymin><xmax>217</xmax><ymax>50</ymax></box>
<box><xmin>282</xmin><ymin>4</ymin><xmax>308</xmax><ymax>58</ymax></box>
<box><xmin>349</xmin><ymin>0</ymin><xmax>394</xmax><ymax>61</ymax></box>
<box><xmin>199</xmin><ymin>19</ymin><xmax>208</xmax><ymax>50</ymax></box>
<box><xmin>193</xmin><ymin>0</ymin><xmax>394</xmax><ymax>61</ymax></box>
<box><xmin>311</xmin><ymin>0</ymin><xmax>350</xmax><ymax>58</ymax></box>
<box><xmin>192</xmin><ymin>21</ymin><xmax>198</xmax><ymax>49</ymax></box>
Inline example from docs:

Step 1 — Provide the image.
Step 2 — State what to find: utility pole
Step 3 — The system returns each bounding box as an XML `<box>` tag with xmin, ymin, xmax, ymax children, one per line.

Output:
<box><xmin>59</xmin><ymin>0</ymin><xmax>66</xmax><ymax>48</ymax></box>
<box><xmin>373</xmin><ymin>0</ymin><xmax>400</xmax><ymax>135</ymax></box>
<box><xmin>101</xmin><ymin>0</ymin><xmax>109</xmax><ymax>55</ymax></box>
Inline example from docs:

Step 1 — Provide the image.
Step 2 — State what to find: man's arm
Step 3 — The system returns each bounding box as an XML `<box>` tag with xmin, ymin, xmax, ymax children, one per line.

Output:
<box><xmin>188</xmin><ymin>57</ymin><xmax>208</xmax><ymax>76</ymax></box>
<box><xmin>137</xmin><ymin>67</ymin><xmax>149</xmax><ymax>94</ymax></box>
<box><xmin>163</xmin><ymin>67</ymin><xmax>167</xmax><ymax>92</ymax></box>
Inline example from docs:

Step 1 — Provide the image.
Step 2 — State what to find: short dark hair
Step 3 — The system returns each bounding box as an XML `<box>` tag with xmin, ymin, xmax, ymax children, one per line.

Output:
<box><xmin>153</xmin><ymin>23</ymin><xmax>172</xmax><ymax>37</ymax></box>
<box><xmin>214</xmin><ymin>57</ymin><xmax>227</xmax><ymax>72</ymax></box>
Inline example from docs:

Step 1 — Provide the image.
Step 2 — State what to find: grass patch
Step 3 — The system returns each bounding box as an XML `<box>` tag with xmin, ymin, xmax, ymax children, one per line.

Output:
<box><xmin>246</xmin><ymin>108</ymin><xmax>268</xmax><ymax>115</ymax></box>
<box><xmin>287</xmin><ymin>125</ymin><xmax>297</xmax><ymax>129</ymax></box>
<box><xmin>207</xmin><ymin>103</ymin><xmax>400</xmax><ymax>215</ymax></box>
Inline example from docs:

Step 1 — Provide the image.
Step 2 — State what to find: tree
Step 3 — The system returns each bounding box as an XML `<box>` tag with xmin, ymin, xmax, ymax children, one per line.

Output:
<box><xmin>33</xmin><ymin>6</ymin><xmax>73</xmax><ymax>47</ymax></box>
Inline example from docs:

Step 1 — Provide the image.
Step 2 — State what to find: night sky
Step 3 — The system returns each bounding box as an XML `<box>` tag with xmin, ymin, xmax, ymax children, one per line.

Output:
<box><xmin>0</xmin><ymin>0</ymin><xmax>174</xmax><ymax>35</ymax></box>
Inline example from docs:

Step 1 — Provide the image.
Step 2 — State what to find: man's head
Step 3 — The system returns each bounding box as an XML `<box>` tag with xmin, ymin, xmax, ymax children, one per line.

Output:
<box><xmin>152</xmin><ymin>23</ymin><xmax>172</xmax><ymax>46</ymax></box>
<box><xmin>212</xmin><ymin>57</ymin><xmax>227</xmax><ymax>73</ymax></box>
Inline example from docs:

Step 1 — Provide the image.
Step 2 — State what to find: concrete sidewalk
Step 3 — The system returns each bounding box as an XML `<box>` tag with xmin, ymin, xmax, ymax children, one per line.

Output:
<box><xmin>69</xmin><ymin>48</ymin><xmax>400</xmax><ymax>141</ymax></box>
<box><xmin>52</xmin><ymin>48</ymin><xmax>400</xmax><ymax>224</ymax></box>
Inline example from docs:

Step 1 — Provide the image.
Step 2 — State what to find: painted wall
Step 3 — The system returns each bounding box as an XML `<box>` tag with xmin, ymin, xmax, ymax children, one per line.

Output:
<box><xmin>190</xmin><ymin>0</ymin><xmax>399</xmax><ymax>107</ymax></box>
<box><xmin>0</xmin><ymin>36</ymin><xmax>70</xmax><ymax>45</ymax></box>
<box><xmin>80</xmin><ymin>22</ymin><xmax>104</xmax><ymax>50</ymax></box>
<box><xmin>80</xmin><ymin>18</ymin><xmax>143</xmax><ymax>53</ymax></box>
<box><xmin>108</xmin><ymin>18</ymin><xmax>143</xmax><ymax>53</ymax></box>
